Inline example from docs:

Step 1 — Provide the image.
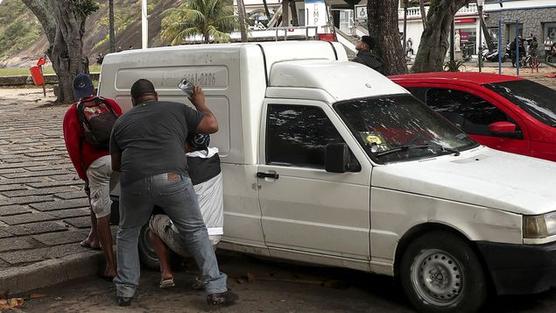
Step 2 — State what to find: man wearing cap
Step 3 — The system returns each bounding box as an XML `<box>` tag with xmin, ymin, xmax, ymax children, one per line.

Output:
<box><xmin>63</xmin><ymin>73</ymin><xmax>122</xmax><ymax>280</ymax></box>
<box><xmin>110</xmin><ymin>79</ymin><xmax>236</xmax><ymax>307</ymax></box>
<box><xmin>148</xmin><ymin>132</ymin><xmax>224</xmax><ymax>289</ymax></box>
<box><xmin>352</xmin><ymin>35</ymin><xmax>384</xmax><ymax>74</ymax></box>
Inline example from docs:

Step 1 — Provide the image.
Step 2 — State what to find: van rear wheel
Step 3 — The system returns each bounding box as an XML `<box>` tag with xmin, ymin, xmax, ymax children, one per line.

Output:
<box><xmin>400</xmin><ymin>231</ymin><xmax>487</xmax><ymax>313</ymax></box>
<box><xmin>138</xmin><ymin>225</ymin><xmax>160</xmax><ymax>270</ymax></box>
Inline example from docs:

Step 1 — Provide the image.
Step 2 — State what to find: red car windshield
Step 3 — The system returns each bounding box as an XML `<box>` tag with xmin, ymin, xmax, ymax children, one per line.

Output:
<box><xmin>485</xmin><ymin>80</ymin><xmax>556</xmax><ymax>127</ymax></box>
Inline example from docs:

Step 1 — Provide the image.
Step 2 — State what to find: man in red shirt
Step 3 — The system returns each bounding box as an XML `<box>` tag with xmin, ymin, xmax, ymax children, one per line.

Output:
<box><xmin>63</xmin><ymin>74</ymin><xmax>123</xmax><ymax>279</ymax></box>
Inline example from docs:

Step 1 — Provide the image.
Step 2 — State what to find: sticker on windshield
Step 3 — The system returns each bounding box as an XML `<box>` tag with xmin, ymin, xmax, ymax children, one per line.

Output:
<box><xmin>360</xmin><ymin>131</ymin><xmax>388</xmax><ymax>152</ymax></box>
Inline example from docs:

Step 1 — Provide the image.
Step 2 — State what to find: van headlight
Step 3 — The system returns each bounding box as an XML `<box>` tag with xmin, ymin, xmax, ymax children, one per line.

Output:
<box><xmin>523</xmin><ymin>212</ymin><xmax>556</xmax><ymax>239</ymax></box>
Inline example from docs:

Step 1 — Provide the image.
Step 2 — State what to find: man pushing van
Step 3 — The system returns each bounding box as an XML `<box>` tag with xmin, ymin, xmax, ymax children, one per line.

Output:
<box><xmin>149</xmin><ymin>132</ymin><xmax>224</xmax><ymax>289</ymax></box>
<box><xmin>110</xmin><ymin>79</ymin><xmax>236</xmax><ymax>306</ymax></box>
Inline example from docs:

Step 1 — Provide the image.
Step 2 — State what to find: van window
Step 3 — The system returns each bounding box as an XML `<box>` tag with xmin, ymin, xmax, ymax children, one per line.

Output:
<box><xmin>266</xmin><ymin>104</ymin><xmax>358</xmax><ymax>169</ymax></box>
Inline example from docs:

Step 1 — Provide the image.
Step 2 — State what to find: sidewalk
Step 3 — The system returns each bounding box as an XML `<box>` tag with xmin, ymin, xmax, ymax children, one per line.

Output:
<box><xmin>0</xmin><ymin>88</ymin><xmax>102</xmax><ymax>296</ymax></box>
<box><xmin>464</xmin><ymin>63</ymin><xmax>556</xmax><ymax>89</ymax></box>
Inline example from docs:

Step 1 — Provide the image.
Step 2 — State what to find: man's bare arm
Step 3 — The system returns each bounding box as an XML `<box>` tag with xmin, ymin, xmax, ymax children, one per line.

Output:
<box><xmin>190</xmin><ymin>86</ymin><xmax>218</xmax><ymax>134</ymax></box>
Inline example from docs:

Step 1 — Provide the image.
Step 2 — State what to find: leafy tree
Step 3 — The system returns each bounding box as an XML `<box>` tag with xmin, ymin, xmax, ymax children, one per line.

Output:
<box><xmin>22</xmin><ymin>0</ymin><xmax>98</xmax><ymax>103</ymax></box>
<box><xmin>161</xmin><ymin>0</ymin><xmax>238</xmax><ymax>44</ymax></box>
<box><xmin>412</xmin><ymin>0</ymin><xmax>471</xmax><ymax>72</ymax></box>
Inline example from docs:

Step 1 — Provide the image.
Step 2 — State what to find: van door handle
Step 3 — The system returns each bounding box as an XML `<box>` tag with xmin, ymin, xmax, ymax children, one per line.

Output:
<box><xmin>256</xmin><ymin>172</ymin><xmax>279</xmax><ymax>180</ymax></box>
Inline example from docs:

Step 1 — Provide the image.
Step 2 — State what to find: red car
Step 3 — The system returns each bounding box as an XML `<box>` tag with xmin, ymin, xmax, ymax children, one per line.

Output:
<box><xmin>391</xmin><ymin>72</ymin><xmax>556</xmax><ymax>161</ymax></box>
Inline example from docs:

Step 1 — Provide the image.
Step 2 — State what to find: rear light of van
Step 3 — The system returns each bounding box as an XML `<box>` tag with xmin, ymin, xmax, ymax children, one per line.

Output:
<box><xmin>318</xmin><ymin>33</ymin><xmax>336</xmax><ymax>42</ymax></box>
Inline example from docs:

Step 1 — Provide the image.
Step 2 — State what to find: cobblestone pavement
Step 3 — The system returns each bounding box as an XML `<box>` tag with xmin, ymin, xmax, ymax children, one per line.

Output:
<box><xmin>0</xmin><ymin>88</ymin><xmax>95</xmax><ymax>273</ymax></box>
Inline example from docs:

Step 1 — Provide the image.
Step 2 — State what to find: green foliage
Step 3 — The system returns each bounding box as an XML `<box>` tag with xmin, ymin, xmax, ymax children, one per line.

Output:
<box><xmin>443</xmin><ymin>59</ymin><xmax>466</xmax><ymax>72</ymax></box>
<box><xmin>161</xmin><ymin>0</ymin><xmax>238</xmax><ymax>44</ymax></box>
<box><xmin>0</xmin><ymin>0</ymin><xmax>42</xmax><ymax>59</ymax></box>
<box><xmin>71</xmin><ymin>0</ymin><xmax>99</xmax><ymax>17</ymax></box>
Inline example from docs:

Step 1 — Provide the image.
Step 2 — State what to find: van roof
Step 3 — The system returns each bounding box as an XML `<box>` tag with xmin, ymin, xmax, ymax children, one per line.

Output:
<box><xmin>270</xmin><ymin>60</ymin><xmax>408</xmax><ymax>101</ymax></box>
<box><xmin>115</xmin><ymin>41</ymin><xmax>336</xmax><ymax>52</ymax></box>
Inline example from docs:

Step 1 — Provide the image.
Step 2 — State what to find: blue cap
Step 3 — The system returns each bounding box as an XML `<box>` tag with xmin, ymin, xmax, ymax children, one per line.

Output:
<box><xmin>73</xmin><ymin>73</ymin><xmax>94</xmax><ymax>100</ymax></box>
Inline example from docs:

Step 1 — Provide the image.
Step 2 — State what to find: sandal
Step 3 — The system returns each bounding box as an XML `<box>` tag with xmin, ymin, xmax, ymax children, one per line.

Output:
<box><xmin>160</xmin><ymin>278</ymin><xmax>175</xmax><ymax>289</ymax></box>
<box><xmin>80</xmin><ymin>240</ymin><xmax>101</xmax><ymax>250</ymax></box>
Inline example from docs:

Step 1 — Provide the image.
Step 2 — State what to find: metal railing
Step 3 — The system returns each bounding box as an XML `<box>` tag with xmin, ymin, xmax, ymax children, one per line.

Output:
<box><xmin>270</xmin><ymin>26</ymin><xmax>319</xmax><ymax>41</ymax></box>
<box><xmin>398</xmin><ymin>3</ymin><xmax>478</xmax><ymax>19</ymax></box>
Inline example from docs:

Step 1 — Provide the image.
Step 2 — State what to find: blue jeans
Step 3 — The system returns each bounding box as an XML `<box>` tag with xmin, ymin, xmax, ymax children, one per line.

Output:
<box><xmin>114</xmin><ymin>172</ymin><xmax>227</xmax><ymax>297</ymax></box>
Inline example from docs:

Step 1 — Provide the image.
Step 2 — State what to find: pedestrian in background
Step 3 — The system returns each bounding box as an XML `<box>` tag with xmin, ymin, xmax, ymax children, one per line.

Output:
<box><xmin>352</xmin><ymin>35</ymin><xmax>384</xmax><ymax>74</ymax></box>
<box><xmin>63</xmin><ymin>73</ymin><xmax>122</xmax><ymax>280</ymax></box>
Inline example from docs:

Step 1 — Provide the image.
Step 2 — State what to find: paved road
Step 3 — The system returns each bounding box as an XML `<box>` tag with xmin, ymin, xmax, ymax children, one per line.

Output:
<box><xmin>0</xmin><ymin>88</ymin><xmax>95</xmax><ymax>275</ymax></box>
<box><xmin>14</xmin><ymin>251</ymin><xmax>556</xmax><ymax>313</ymax></box>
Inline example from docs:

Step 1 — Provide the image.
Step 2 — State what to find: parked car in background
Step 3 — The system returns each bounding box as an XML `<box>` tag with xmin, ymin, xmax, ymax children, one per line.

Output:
<box><xmin>391</xmin><ymin>72</ymin><xmax>556</xmax><ymax>161</ymax></box>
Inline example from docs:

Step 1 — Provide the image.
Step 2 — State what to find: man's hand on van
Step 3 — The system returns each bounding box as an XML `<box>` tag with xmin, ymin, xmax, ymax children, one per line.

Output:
<box><xmin>191</xmin><ymin>86</ymin><xmax>219</xmax><ymax>134</ymax></box>
<box><xmin>190</xmin><ymin>86</ymin><xmax>206</xmax><ymax>107</ymax></box>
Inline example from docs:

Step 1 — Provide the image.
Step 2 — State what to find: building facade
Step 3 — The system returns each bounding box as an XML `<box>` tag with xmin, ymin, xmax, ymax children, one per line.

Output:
<box><xmin>234</xmin><ymin>0</ymin><xmax>556</xmax><ymax>58</ymax></box>
<box><xmin>395</xmin><ymin>0</ymin><xmax>556</xmax><ymax>57</ymax></box>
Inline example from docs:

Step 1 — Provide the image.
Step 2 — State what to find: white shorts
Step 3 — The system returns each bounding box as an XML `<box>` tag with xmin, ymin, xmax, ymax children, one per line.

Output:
<box><xmin>86</xmin><ymin>155</ymin><xmax>114</xmax><ymax>218</ymax></box>
<box><xmin>149</xmin><ymin>214</ymin><xmax>221</xmax><ymax>258</ymax></box>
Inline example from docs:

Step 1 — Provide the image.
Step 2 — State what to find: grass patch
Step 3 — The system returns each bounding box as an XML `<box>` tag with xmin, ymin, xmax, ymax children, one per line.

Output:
<box><xmin>0</xmin><ymin>65</ymin><xmax>101</xmax><ymax>77</ymax></box>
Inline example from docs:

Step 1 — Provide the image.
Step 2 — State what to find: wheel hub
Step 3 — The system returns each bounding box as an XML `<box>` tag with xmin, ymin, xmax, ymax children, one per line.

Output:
<box><xmin>411</xmin><ymin>249</ymin><xmax>463</xmax><ymax>306</ymax></box>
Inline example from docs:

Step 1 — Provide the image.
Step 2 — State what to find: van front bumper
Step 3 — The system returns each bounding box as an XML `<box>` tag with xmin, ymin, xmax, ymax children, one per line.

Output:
<box><xmin>477</xmin><ymin>241</ymin><xmax>556</xmax><ymax>295</ymax></box>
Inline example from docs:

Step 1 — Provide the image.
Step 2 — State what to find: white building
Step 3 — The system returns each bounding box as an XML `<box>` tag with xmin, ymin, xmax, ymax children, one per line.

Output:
<box><xmin>395</xmin><ymin>0</ymin><xmax>556</xmax><ymax>56</ymax></box>
<box><xmin>235</xmin><ymin>0</ymin><xmax>556</xmax><ymax>57</ymax></box>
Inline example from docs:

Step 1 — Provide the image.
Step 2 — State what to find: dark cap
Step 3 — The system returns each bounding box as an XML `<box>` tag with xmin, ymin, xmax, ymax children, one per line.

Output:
<box><xmin>73</xmin><ymin>73</ymin><xmax>94</xmax><ymax>100</ymax></box>
<box><xmin>131</xmin><ymin>79</ymin><xmax>156</xmax><ymax>100</ymax></box>
<box><xmin>187</xmin><ymin>133</ymin><xmax>210</xmax><ymax>151</ymax></box>
<box><xmin>361</xmin><ymin>36</ymin><xmax>375</xmax><ymax>49</ymax></box>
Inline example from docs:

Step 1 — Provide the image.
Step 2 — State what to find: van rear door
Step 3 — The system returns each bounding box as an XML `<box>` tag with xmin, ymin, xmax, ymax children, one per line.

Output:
<box><xmin>256</xmin><ymin>99</ymin><xmax>371</xmax><ymax>263</ymax></box>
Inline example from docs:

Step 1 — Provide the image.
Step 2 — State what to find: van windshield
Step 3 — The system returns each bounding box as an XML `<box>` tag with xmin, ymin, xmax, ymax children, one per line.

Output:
<box><xmin>334</xmin><ymin>94</ymin><xmax>478</xmax><ymax>163</ymax></box>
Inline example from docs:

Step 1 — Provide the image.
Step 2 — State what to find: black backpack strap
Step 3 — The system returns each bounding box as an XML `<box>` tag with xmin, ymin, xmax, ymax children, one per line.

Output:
<box><xmin>96</xmin><ymin>96</ymin><xmax>117</xmax><ymax>116</ymax></box>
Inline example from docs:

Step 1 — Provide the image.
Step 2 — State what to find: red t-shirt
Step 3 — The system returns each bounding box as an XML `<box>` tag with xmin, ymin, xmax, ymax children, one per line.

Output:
<box><xmin>62</xmin><ymin>97</ymin><xmax>123</xmax><ymax>181</ymax></box>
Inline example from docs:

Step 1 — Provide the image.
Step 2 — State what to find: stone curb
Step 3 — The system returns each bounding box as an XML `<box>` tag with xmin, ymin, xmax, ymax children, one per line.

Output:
<box><xmin>0</xmin><ymin>250</ymin><xmax>102</xmax><ymax>295</ymax></box>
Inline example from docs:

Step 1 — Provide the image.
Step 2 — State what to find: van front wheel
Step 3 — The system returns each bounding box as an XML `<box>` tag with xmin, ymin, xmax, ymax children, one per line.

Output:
<box><xmin>400</xmin><ymin>231</ymin><xmax>487</xmax><ymax>313</ymax></box>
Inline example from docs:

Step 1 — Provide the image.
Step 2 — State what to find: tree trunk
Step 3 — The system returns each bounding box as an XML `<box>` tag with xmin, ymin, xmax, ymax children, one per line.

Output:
<box><xmin>22</xmin><ymin>0</ymin><xmax>95</xmax><ymax>104</ymax></box>
<box><xmin>109</xmin><ymin>0</ymin><xmax>116</xmax><ymax>53</ymax></box>
<box><xmin>412</xmin><ymin>0</ymin><xmax>470</xmax><ymax>72</ymax></box>
<box><xmin>237</xmin><ymin>0</ymin><xmax>248</xmax><ymax>41</ymax></box>
<box><xmin>479</xmin><ymin>9</ymin><xmax>495</xmax><ymax>51</ymax></box>
<box><xmin>290</xmin><ymin>1</ymin><xmax>299</xmax><ymax>26</ymax></box>
<box><xmin>262</xmin><ymin>0</ymin><xmax>272</xmax><ymax>21</ymax></box>
<box><xmin>281</xmin><ymin>0</ymin><xmax>289</xmax><ymax>26</ymax></box>
<box><xmin>366</xmin><ymin>0</ymin><xmax>407</xmax><ymax>75</ymax></box>
<box><xmin>419</xmin><ymin>0</ymin><xmax>427</xmax><ymax>29</ymax></box>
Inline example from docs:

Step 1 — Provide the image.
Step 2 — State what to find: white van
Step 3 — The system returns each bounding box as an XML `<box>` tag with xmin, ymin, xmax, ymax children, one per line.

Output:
<box><xmin>99</xmin><ymin>41</ymin><xmax>556</xmax><ymax>313</ymax></box>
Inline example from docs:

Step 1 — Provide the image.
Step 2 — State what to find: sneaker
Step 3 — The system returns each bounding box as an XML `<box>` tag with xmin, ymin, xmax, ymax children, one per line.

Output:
<box><xmin>117</xmin><ymin>296</ymin><xmax>132</xmax><ymax>307</ymax></box>
<box><xmin>206</xmin><ymin>290</ymin><xmax>238</xmax><ymax>306</ymax></box>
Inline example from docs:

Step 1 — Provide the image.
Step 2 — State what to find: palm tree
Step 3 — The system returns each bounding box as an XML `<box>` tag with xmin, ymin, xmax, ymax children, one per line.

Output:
<box><xmin>161</xmin><ymin>0</ymin><xmax>238</xmax><ymax>44</ymax></box>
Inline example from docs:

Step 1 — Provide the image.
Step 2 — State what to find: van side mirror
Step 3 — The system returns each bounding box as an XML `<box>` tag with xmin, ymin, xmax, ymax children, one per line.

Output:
<box><xmin>325</xmin><ymin>143</ymin><xmax>358</xmax><ymax>173</ymax></box>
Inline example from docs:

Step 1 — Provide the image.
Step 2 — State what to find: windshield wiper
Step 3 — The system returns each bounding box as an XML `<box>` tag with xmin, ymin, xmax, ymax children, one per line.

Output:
<box><xmin>429</xmin><ymin>142</ymin><xmax>461</xmax><ymax>156</ymax></box>
<box><xmin>375</xmin><ymin>144</ymin><xmax>431</xmax><ymax>157</ymax></box>
<box><xmin>374</xmin><ymin>143</ymin><xmax>461</xmax><ymax>158</ymax></box>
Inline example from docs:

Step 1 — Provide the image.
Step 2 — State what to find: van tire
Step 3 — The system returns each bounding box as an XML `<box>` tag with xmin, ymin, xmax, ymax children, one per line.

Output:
<box><xmin>138</xmin><ymin>225</ymin><xmax>160</xmax><ymax>270</ymax></box>
<box><xmin>400</xmin><ymin>231</ymin><xmax>487</xmax><ymax>313</ymax></box>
